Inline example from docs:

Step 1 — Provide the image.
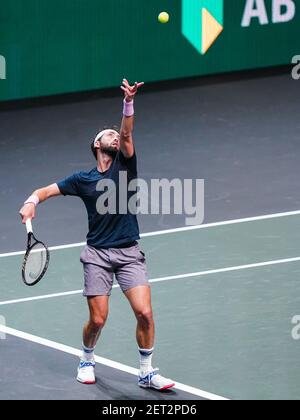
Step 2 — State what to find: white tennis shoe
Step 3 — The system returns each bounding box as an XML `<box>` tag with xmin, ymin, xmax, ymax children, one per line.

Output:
<box><xmin>76</xmin><ymin>359</ymin><xmax>96</xmax><ymax>384</ymax></box>
<box><xmin>138</xmin><ymin>368</ymin><xmax>175</xmax><ymax>391</ymax></box>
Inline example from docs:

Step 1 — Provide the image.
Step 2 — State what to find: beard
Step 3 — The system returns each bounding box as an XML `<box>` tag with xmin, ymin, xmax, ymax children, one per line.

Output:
<box><xmin>100</xmin><ymin>145</ymin><xmax>118</xmax><ymax>158</ymax></box>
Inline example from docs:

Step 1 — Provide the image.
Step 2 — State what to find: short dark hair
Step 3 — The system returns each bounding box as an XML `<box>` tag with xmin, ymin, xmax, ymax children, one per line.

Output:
<box><xmin>91</xmin><ymin>125</ymin><xmax>119</xmax><ymax>160</ymax></box>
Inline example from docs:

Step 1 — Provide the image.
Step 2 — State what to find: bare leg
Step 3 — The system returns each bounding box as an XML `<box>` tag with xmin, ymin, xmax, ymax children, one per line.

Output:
<box><xmin>124</xmin><ymin>286</ymin><xmax>154</xmax><ymax>349</ymax></box>
<box><xmin>124</xmin><ymin>285</ymin><xmax>175</xmax><ymax>390</ymax></box>
<box><xmin>77</xmin><ymin>296</ymin><xmax>109</xmax><ymax>384</ymax></box>
<box><xmin>83</xmin><ymin>295</ymin><xmax>109</xmax><ymax>348</ymax></box>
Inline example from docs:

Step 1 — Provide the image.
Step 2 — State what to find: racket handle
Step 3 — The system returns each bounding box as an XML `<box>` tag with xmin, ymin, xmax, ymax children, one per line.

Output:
<box><xmin>25</xmin><ymin>219</ymin><xmax>33</xmax><ymax>234</ymax></box>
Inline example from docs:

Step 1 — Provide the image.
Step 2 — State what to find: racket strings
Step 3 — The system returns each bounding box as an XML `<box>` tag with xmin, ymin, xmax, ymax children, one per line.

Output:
<box><xmin>24</xmin><ymin>243</ymin><xmax>48</xmax><ymax>284</ymax></box>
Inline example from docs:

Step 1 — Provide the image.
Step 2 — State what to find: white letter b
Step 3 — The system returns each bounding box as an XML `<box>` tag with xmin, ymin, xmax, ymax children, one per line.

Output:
<box><xmin>273</xmin><ymin>0</ymin><xmax>296</xmax><ymax>23</ymax></box>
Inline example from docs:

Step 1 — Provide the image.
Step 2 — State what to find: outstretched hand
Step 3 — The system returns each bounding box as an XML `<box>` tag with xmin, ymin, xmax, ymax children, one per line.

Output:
<box><xmin>121</xmin><ymin>78</ymin><xmax>144</xmax><ymax>102</ymax></box>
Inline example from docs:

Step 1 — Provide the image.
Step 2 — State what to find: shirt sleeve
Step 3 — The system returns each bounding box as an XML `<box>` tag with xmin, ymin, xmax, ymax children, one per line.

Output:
<box><xmin>57</xmin><ymin>173</ymin><xmax>81</xmax><ymax>197</ymax></box>
<box><xmin>118</xmin><ymin>150</ymin><xmax>137</xmax><ymax>176</ymax></box>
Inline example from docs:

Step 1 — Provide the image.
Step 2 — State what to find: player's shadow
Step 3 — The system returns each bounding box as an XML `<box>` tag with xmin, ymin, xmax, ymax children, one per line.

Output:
<box><xmin>95</xmin><ymin>373</ymin><xmax>178</xmax><ymax>400</ymax></box>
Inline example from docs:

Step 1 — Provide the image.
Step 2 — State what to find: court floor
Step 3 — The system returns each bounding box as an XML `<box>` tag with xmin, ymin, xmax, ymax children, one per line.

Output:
<box><xmin>1</xmin><ymin>210</ymin><xmax>300</xmax><ymax>400</ymax></box>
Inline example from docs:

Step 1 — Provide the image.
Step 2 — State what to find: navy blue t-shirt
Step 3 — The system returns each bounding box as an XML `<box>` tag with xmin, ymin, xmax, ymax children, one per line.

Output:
<box><xmin>57</xmin><ymin>151</ymin><xmax>140</xmax><ymax>249</ymax></box>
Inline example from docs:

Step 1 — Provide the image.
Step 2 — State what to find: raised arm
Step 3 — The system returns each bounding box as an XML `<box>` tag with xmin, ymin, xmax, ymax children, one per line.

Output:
<box><xmin>119</xmin><ymin>78</ymin><xmax>144</xmax><ymax>158</ymax></box>
<box><xmin>19</xmin><ymin>183</ymin><xmax>61</xmax><ymax>223</ymax></box>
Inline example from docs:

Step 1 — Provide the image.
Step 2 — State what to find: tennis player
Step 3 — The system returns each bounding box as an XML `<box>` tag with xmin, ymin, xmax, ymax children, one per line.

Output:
<box><xmin>19</xmin><ymin>79</ymin><xmax>175</xmax><ymax>391</ymax></box>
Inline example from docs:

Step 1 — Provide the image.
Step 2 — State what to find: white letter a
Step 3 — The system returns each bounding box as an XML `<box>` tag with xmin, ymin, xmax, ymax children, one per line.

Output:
<box><xmin>242</xmin><ymin>0</ymin><xmax>269</xmax><ymax>27</ymax></box>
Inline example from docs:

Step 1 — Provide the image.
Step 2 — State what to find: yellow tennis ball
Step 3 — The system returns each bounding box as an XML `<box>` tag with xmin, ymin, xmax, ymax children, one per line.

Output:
<box><xmin>158</xmin><ymin>12</ymin><xmax>169</xmax><ymax>24</ymax></box>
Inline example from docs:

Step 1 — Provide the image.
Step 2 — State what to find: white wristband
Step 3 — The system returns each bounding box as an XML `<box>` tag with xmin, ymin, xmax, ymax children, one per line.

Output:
<box><xmin>24</xmin><ymin>195</ymin><xmax>39</xmax><ymax>206</ymax></box>
<box><xmin>123</xmin><ymin>98</ymin><xmax>134</xmax><ymax>117</ymax></box>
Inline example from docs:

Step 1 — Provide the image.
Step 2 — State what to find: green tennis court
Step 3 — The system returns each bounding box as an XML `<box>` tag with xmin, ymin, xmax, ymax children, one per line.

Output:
<box><xmin>1</xmin><ymin>211</ymin><xmax>300</xmax><ymax>400</ymax></box>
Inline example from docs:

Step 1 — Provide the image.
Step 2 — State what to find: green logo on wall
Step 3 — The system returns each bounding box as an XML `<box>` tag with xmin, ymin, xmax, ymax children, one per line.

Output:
<box><xmin>182</xmin><ymin>0</ymin><xmax>224</xmax><ymax>54</ymax></box>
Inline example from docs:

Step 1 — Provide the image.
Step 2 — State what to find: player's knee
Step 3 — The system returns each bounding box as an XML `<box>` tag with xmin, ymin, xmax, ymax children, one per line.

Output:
<box><xmin>90</xmin><ymin>315</ymin><xmax>107</xmax><ymax>330</ymax></box>
<box><xmin>136</xmin><ymin>308</ymin><xmax>153</xmax><ymax>326</ymax></box>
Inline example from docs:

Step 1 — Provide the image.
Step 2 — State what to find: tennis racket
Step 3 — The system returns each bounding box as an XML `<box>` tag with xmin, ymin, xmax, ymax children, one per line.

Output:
<box><xmin>22</xmin><ymin>219</ymin><xmax>50</xmax><ymax>286</ymax></box>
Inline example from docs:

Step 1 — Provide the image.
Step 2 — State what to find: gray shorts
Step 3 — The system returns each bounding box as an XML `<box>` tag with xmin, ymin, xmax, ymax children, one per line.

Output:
<box><xmin>80</xmin><ymin>243</ymin><xmax>149</xmax><ymax>296</ymax></box>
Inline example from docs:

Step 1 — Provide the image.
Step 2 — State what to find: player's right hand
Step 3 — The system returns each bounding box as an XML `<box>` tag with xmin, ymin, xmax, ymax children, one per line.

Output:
<box><xmin>19</xmin><ymin>204</ymin><xmax>35</xmax><ymax>224</ymax></box>
<box><xmin>121</xmin><ymin>78</ymin><xmax>144</xmax><ymax>102</ymax></box>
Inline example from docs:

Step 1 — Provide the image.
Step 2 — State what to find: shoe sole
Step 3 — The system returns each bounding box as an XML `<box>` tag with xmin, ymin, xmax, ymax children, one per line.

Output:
<box><xmin>76</xmin><ymin>377</ymin><xmax>96</xmax><ymax>385</ymax></box>
<box><xmin>139</xmin><ymin>382</ymin><xmax>175</xmax><ymax>391</ymax></box>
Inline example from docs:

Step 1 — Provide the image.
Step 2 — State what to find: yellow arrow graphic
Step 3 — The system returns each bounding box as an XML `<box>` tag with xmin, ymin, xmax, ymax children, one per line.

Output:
<box><xmin>202</xmin><ymin>8</ymin><xmax>223</xmax><ymax>54</ymax></box>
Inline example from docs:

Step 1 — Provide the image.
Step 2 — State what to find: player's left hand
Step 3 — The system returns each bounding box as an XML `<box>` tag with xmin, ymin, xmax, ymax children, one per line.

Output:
<box><xmin>121</xmin><ymin>79</ymin><xmax>144</xmax><ymax>102</ymax></box>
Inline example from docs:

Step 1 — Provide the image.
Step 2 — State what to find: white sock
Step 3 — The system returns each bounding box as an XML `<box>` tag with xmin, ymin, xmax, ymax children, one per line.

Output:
<box><xmin>138</xmin><ymin>347</ymin><xmax>154</xmax><ymax>374</ymax></box>
<box><xmin>81</xmin><ymin>343</ymin><xmax>95</xmax><ymax>362</ymax></box>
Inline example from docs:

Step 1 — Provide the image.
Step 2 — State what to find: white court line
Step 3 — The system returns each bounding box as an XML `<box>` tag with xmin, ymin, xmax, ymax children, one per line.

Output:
<box><xmin>0</xmin><ymin>290</ymin><xmax>84</xmax><ymax>306</ymax></box>
<box><xmin>1</xmin><ymin>209</ymin><xmax>300</xmax><ymax>258</ymax></box>
<box><xmin>0</xmin><ymin>325</ymin><xmax>229</xmax><ymax>401</ymax></box>
<box><xmin>1</xmin><ymin>255</ymin><xmax>300</xmax><ymax>306</ymax></box>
